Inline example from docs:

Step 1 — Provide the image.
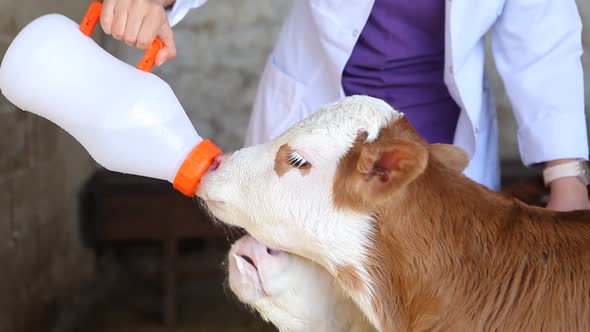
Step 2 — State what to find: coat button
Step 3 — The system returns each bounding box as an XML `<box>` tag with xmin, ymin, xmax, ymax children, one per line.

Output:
<box><xmin>474</xmin><ymin>127</ymin><xmax>479</xmax><ymax>135</ymax></box>
<box><xmin>449</xmin><ymin>66</ymin><xmax>454</xmax><ymax>74</ymax></box>
<box><xmin>352</xmin><ymin>29</ymin><xmax>359</xmax><ymax>37</ymax></box>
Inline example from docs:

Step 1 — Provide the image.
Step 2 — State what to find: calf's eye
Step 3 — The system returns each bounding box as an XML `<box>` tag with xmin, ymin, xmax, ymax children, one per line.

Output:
<box><xmin>286</xmin><ymin>151</ymin><xmax>311</xmax><ymax>169</ymax></box>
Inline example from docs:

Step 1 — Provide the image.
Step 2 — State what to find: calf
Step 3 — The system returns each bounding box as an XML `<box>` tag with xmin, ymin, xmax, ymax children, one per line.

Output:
<box><xmin>501</xmin><ymin>175</ymin><xmax>548</xmax><ymax>207</ymax></box>
<box><xmin>227</xmin><ymin>235</ymin><xmax>373</xmax><ymax>332</ymax></box>
<box><xmin>200</xmin><ymin>95</ymin><xmax>590</xmax><ymax>331</ymax></box>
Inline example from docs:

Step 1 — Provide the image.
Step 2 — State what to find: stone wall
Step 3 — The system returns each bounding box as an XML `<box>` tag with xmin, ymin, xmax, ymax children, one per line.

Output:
<box><xmin>0</xmin><ymin>1</ymin><xmax>97</xmax><ymax>331</ymax></box>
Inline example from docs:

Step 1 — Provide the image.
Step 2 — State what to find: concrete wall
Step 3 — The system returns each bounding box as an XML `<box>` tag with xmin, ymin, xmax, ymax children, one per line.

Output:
<box><xmin>0</xmin><ymin>1</ymin><xmax>96</xmax><ymax>331</ymax></box>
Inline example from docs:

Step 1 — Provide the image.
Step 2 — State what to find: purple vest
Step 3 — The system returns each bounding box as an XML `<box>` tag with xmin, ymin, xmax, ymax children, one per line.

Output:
<box><xmin>342</xmin><ymin>0</ymin><xmax>460</xmax><ymax>144</ymax></box>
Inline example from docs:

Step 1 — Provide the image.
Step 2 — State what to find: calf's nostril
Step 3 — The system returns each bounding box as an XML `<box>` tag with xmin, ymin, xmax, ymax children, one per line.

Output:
<box><xmin>239</xmin><ymin>255</ymin><xmax>257</xmax><ymax>270</ymax></box>
<box><xmin>209</xmin><ymin>160</ymin><xmax>220</xmax><ymax>171</ymax></box>
<box><xmin>207</xmin><ymin>155</ymin><xmax>223</xmax><ymax>172</ymax></box>
<box><xmin>266</xmin><ymin>247</ymin><xmax>281</xmax><ymax>256</ymax></box>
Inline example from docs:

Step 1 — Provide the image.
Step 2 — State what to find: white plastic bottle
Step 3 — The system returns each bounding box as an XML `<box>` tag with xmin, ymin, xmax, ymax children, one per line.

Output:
<box><xmin>0</xmin><ymin>2</ymin><xmax>221</xmax><ymax>196</ymax></box>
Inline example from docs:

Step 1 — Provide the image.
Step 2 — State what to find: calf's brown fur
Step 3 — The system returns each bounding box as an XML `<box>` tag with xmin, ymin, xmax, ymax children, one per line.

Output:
<box><xmin>334</xmin><ymin>117</ymin><xmax>590</xmax><ymax>331</ymax></box>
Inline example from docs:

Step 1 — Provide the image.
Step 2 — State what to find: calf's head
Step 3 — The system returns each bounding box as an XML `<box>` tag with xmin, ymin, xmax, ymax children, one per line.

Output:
<box><xmin>228</xmin><ymin>234</ymin><xmax>371</xmax><ymax>332</ymax></box>
<box><xmin>199</xmin><ymin>95</ymin><xmax>467</xmax><ymax>271</ymax></box>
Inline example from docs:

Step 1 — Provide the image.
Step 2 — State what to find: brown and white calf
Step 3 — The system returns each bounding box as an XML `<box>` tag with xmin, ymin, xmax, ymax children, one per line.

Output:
<box><xmin>227</xmin><ymin>234</ymin><xmax>373</xmax><ymax>332</ymax></box>
<box><xmin>200</xmin><ymin>95</ymin><xmax>590</xmax><ymax>331</ymax></box>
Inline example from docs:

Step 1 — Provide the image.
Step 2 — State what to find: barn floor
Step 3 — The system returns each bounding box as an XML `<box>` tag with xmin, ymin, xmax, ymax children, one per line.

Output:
<box><xmin>77</xmin><ymin>240</ymin><xmax>276</xmax><ymax>332</ymax></box>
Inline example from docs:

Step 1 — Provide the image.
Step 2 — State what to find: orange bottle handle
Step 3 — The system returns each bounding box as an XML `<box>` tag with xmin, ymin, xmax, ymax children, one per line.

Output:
<box><xmin>80</xmin><ymin>1</ymin><xmax>163</xmax><ymax>72</ymax></box>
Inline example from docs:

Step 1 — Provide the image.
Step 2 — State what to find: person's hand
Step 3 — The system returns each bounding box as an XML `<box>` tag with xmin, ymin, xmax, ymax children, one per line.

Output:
<box><xmin>100</xmin><ymin>0</ymin><xmax>177</xmax><ymax>66</ymax></box>
<box><xmin>546</xmin><ymin>175</ymin><xmax>590</xmax><ymax>212</ymax></box>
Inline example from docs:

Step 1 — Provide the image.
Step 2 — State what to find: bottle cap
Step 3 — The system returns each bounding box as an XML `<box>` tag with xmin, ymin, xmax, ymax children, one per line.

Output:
<box><xmin>173</xmin><ymin>139</ymin><xmax>222</xmax><ymax>196</ymax></box>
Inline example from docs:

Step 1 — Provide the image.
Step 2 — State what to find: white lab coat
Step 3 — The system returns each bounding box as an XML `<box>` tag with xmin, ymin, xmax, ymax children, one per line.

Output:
<box><xmin>168</xmin><ymin>0</ymin><xmax>589</xmax><ymax>191</ymax></box>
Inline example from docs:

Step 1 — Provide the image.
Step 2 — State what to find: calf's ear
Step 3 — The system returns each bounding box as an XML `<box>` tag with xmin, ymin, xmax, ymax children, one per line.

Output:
<box><xmin>429</xmin><ymin>144</ymin><xmax>469</xmax><ymax>173</ymax></box>
<box><xmin>354</xmin><ymin>138</ymin><xmax>428</xmax><ymax>200</ymax></box>
<box><xmin>333</xmin><ymin>118</ymin><xmax>429</xmax><ymax>210</ymax></box>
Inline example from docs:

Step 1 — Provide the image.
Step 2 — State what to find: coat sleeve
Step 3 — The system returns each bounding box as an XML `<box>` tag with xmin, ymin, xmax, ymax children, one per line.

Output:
<box><xmin>491</xmin><ymin>0</ymin><xmax>588</xmax><ymax>165</ymax></box>
<box><xmin>166</xmin><ymin>0</ymin><xmax>208</xmax><ymax>27</ymax></box>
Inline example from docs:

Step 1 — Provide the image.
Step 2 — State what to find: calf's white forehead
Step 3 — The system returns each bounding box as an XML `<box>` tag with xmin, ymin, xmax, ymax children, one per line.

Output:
<box><xmin>275</xmin><ymin>95</ymin><xmax>403</xmax><ymax>152</ymax></box>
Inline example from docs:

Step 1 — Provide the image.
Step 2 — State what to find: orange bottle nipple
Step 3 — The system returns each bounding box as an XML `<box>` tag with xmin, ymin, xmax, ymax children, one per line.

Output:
<box><xmin>173</xmin><ymin>139</ymin><xmax>222</xmax><ymax>196</ymax></box>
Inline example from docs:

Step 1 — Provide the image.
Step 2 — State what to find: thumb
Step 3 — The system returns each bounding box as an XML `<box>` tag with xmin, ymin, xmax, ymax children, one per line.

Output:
<box><xmin>155</xmin><ymin>24</ymin><xmax>177</xmax><ymax>66</ymax></box>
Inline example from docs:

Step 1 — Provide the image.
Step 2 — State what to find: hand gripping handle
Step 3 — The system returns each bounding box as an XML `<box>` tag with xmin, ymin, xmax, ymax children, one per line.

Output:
<box><xmin>80</xmin><ymin>1</ymin><xmax>164</xmax><ymax>72</ymax></box>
